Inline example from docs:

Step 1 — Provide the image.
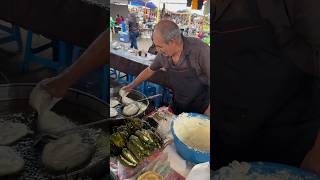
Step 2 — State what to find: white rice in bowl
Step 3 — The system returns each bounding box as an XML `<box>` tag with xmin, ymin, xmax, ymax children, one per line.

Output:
<box><xmin>173</xmin><ymin>113</ymin><xmax>210</xmax><ymax>152</ymax></box>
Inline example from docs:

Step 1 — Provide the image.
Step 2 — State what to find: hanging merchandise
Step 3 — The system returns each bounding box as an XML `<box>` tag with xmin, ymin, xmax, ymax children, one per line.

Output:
<box><xmin>192</xmin><ymin>0</ymin><xmax>204</xmax><ymax>10</ymax></box>
<box><xmin>191</xmin><ymin>0</ymin><xmax>198</xmax><ymax>10</ymax></box>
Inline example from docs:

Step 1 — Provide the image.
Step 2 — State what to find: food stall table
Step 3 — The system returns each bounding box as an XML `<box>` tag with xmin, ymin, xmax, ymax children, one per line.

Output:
<box><xmin>110</xmin><ymin>48</ymin><xmax>171</xmax><ymax>89</ymax></box>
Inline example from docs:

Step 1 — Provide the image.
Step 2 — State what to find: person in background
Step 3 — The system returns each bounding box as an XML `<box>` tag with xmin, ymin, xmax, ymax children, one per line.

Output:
<box><xmin>110</xmin><ymin>17</ymin><xmax>115</xmax><ymax>41</ymax></box>
<box><xmin>115</xmin><ymin>14</ymin><xmax>122</xmax><ymax>25</ymax></box>
<box><xmin>121</xmin><ymin>16</ymin><xmax>124</xmax><ymax>22</ymax></box>
<box><xmin>123</xmin><ymin>20</ymin><xmax>210</xmax><ymax>116</ymax></box>
<box><xmin>128</xmin><ymin>13</ymin><xmax>139</xmax><ymax>49</ymax></box>
<box><xmin>121</xmin><ymin>18</ymin><xmax>127</xmax><ymax>33</ymax></box>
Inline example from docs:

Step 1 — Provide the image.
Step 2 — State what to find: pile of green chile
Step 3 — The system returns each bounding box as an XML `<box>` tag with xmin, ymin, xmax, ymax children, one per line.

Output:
<box><xmin>111</xmin><ymin>118</ymin><xmax>163</xmax><ymax>167</ymax></box>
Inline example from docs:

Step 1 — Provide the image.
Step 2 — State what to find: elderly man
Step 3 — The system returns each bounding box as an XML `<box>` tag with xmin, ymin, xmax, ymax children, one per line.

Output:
<box><xmin>123</xmin><ymin>20</ymin><xmax>210</xmax><ymax>116</ymax></box>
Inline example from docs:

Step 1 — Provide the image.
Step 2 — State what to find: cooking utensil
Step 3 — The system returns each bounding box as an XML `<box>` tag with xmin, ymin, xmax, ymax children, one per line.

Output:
<box><xmin>111</xmin><ymin>88</ymin><xmax>150</xmax><ymax>119</ymax></box>
<box><xmin>136</xmin><ymin>94</ymin><xmax>162</xmax><ymax>102</ymax></box>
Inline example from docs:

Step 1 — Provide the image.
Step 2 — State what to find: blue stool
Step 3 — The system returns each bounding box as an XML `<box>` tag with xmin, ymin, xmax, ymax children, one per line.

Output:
<box><xmin>72</xmin><ymin>46</ymin><xmax>108</xmax><ymax>101</ymax></box>
<box><xmin>0</xmin><ymin>24</ymin><xmax>22</xmax><ymax>52</ymax></box>
<box><xmin>110</xmin><ymin>68</ymin><xmax>118</xmax><ymax>79</ymax></box>
<box><xmin>115</xmin><ymin>71</ymin><xmax>131</xmax><ymax>85</ymax></box>
<box><xmin>22</xmin><ymin>30</ymin><xmax>73</xmax><ymax>73</ymax></box>
<box><xmin>162</xmin><ymin>88</ymin><xmax>173</xmax><ymax>105</ymax></box>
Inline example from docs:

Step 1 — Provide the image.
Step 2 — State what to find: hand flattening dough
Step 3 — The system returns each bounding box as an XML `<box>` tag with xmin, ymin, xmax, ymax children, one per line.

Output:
<box><xmin>29</xmin><ymin>83</ymin><xmax>61</xmax><ymax>113</ymax></box>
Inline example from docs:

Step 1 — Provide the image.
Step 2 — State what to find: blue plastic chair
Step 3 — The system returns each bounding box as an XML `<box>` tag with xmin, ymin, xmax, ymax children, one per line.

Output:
<box><xmin>72</xmin><ymin>46</ymin><xmax>108</xmax><ymax>101</ymax></box>
<box><xmin>115</xmin><ymin>70</ymin><xmax>131</xmax><ymax>85</ymax></box>
<box><xmin>110</xmin><ymin>68</ymin><xmax>118</xmax><ymax>79</ymax></box>
<box><xmin>22</xmin><ymin>30</ymin><xmax>73</xmax><ymax>73</ymax></box>
<box><xmin>143</xmin><ymin>82</ymin><xmax>163</xmax><ymax>107</ymax></box>
<box><xmin>0</xmin><ymin>24</ymin><xmax>22</xmax><ymax>52</ymax></box>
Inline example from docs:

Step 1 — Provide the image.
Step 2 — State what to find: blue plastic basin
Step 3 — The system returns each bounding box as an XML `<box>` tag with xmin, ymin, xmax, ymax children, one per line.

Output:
<box><xmin>171</xmin><ymin>113</ymin><xmax>210</xmax><ymax>164</ymax></box>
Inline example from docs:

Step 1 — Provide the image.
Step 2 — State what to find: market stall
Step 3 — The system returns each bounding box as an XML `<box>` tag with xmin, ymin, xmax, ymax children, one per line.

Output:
<box><xmin>108</xmin><ymin>1</ymin><xmax>213</xmax><ymax>178</ymax></box>
<box><xmin>110</xmin><ymin>48</ymin><xmax>170</xmax><ymax>88</ymax></box>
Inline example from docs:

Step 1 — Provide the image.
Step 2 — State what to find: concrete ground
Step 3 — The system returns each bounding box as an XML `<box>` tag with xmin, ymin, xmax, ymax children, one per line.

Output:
<box><xmin>111</xmin><ymin>32</ymin><xmax>153</xmax><ymax>52</ymax></box>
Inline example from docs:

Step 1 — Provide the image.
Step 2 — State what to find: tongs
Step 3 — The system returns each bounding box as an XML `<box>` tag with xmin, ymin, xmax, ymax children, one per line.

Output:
<box><xmin>136</xmin><ymin>94</ymin><xmax>163</xmax><ymax>102</ymax></box>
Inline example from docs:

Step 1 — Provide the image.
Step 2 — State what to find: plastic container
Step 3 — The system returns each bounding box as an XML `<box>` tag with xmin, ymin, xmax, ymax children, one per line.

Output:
<box><xmin>171</xmin><ymin>113</ymin><xmax>210</xmax><ymax>164</ymax></box>
<box><xmin>119</xmin><ymin>32</ymin><xmax>129</xmax><ymax>42</ymax></box>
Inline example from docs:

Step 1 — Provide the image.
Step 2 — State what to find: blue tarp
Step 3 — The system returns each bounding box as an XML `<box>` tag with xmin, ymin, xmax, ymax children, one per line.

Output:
<box><xmin>129</xmin><ymin>0</ymin><xmax>157</xmax><ymax>9</ymax></box>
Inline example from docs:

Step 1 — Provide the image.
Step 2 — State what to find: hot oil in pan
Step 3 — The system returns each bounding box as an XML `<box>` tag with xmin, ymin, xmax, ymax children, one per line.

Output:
<box><xmin>0</xmin><ymin>100</ymin><xmax>109</xmax><ymax>180</ymax></box>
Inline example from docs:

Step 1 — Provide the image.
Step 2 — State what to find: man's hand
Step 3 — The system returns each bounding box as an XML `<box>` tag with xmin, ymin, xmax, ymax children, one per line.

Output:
<box><xmin>121</xmin><ymin>83</ymin><xmax>135</xmax><ymax>94</ymax></box>
<box><xmin>204</xmin><ymin>104</ymin><xmax>210</xmax><ymax>116</ymax></box>
<box><xmin>301</xmin><ymin>132</ymin><xmax>320</xmax><ymax>175</ymax></box>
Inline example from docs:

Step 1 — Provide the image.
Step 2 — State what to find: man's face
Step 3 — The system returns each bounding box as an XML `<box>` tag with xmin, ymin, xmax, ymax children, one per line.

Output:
<box><xmin>152</xmin><ymin>32</ymin><xmax>174</xmax><ymax>57</ymax></box>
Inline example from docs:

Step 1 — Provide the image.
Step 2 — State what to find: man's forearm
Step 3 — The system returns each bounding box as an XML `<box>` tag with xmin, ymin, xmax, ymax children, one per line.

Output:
<box><xmin>58</xmin><ymin>30</ymin><xmax>108</xmax><ymax>86</ymax></box>
<box><xmin>131</xmin><ymin>67</ymin><xmax>155</xmax><ymax>87</ymax></box>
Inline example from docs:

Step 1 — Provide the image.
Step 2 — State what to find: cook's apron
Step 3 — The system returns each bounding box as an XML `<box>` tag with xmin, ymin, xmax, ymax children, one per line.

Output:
<box><xmin>168</xmin><ymin>55</ymin><xmax>210</xmax><ymax>115</ymax></box>
<box><xmin>212</xmin><ymin>0</ymin><xmax>319</xmax><ymax>169</ymax></box>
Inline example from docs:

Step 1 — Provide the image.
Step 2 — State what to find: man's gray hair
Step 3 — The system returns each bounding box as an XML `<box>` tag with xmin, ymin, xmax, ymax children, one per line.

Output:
<box><xmin>154</xmin><ymin>20</ymin><xmax>182</xmax><ymax>44</ymax></box>
<box><xmin>164</xmin><ymin>29</ymin><xmax>182</xmax><ymax>44</ymax></box>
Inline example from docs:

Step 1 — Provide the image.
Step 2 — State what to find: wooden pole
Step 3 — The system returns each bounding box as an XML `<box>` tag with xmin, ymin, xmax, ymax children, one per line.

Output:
<box><xmin>157</xmin><ymin>0</ymin><xmax>161</xmax><ymax>22</ymax></box>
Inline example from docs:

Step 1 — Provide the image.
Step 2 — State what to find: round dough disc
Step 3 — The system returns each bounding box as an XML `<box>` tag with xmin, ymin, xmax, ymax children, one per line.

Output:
<box><xmin>42</xmin><ymin>134</ymin><xmax>94</xmax><ymax>173</ymax></box>
<box><xmin>110</xmin><ymin>99</ymin><xmax>120</xmax><ymax>108</ymax></box>
<box><xmin>110</xmin><ymin>108</ymin><xmax>118</xmax><ymax>118</ymax></box>
<box><xmin>119</xmin><ymin>89</ymin><xmax>129</xmax><ymax>97</ymax></box>
<box><xmin>0</xmin><ymin>122</ymin><xmax>29</xmax><ymax>145</ymax></box>
<box><xmin>121</xmin><ymin>96</ymin><xmax>134</xmax><ymax>106</ymax></box>
<box><xmin>0</xmin><ymin>146</ymin><xmax>25</xmax><ymax>177</ymax></box>
<box><xmin>123</xmin><ymin>103</ymin><xmax>140</xmax><ymax>116</ymax></box>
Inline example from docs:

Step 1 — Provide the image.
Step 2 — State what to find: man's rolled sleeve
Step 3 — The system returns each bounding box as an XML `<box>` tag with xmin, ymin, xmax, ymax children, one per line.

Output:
<box><xmin>149</xmin><ymin>54</ymin><xmax>164</xmax><ymax>71</ymax></box>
